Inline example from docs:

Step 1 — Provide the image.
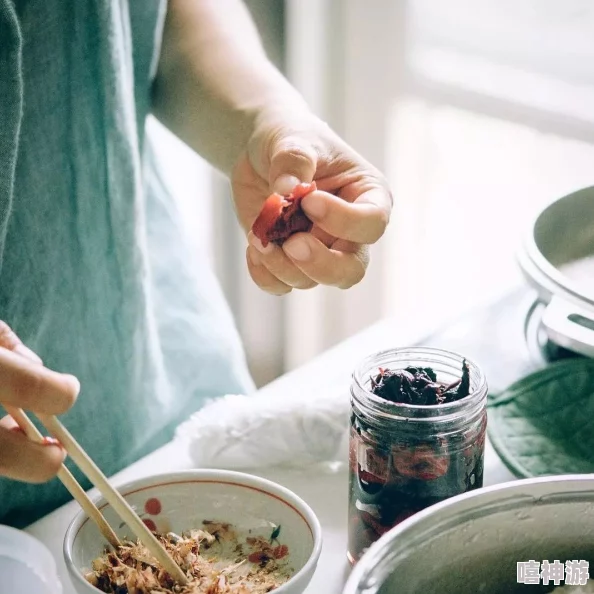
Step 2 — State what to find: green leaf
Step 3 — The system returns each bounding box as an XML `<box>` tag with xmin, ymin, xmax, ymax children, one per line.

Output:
<box><xmin>487</xmin><ymin>358</ymin><xmax>594</xmax><ymax>478</ymax></box>
<box><xmin>270</xmin><ymin>525</ymin><xmax>281</xmax><ymax>542</ymax></box>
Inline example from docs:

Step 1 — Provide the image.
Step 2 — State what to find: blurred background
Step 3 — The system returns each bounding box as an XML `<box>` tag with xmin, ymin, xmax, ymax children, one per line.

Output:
<box><xmin>149</xmin><ymin>0</ymin><xmax>594</xmax><ymax>387</ymax></box>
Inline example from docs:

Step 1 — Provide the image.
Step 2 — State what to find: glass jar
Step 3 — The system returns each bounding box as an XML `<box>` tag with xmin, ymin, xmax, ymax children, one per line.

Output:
<box><xmin>347</xmin><ymin>347</ymin><xmax>488</xmax><ymax>565</ymax></box>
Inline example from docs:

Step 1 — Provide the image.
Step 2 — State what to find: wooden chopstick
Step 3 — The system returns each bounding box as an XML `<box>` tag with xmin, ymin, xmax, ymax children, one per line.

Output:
<box><xmin>5</xmin><ymin>406</ymin><xmax>121</xmax><ymax>549</ymax></box>
<box><xmin>37</xmin><ymin>413</ymin><xmax>188</xmax><ymax>585</ymax></box>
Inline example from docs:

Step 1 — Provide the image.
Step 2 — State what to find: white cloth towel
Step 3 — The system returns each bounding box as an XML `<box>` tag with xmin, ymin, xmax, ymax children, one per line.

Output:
<box><xmin>175</xmin><ymin>392</ymin><xmax>351</xmax><ymax>470</ymax></box>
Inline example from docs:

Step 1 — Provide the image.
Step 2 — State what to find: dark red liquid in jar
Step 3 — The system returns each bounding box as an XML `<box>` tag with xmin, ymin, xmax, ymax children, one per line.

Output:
<box><xmin>347</xmin><ymin>409</ymin><xmax>487</xmax><ymax>564</ymax></box>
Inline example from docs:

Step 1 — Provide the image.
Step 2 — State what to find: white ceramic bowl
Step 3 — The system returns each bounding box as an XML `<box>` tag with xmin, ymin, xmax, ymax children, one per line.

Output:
<box><xmin>0</xmin><ymin>525</ymin><xmax>63</xmax><ymax>593</ymax></box>
<box><xmin>64</xmin><ymin>470</ymin><xmax>322</xmax><ymax>594</ymax></box>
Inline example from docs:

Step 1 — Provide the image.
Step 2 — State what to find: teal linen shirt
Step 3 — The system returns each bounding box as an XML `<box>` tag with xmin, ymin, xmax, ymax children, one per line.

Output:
<box><xmin>0</xmin><ymin>0</ymin><xmax>255</xmax><ymax>527</ymax></box>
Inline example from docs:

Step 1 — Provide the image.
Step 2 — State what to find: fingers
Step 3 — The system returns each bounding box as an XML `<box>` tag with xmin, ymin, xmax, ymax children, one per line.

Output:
<box><xmin>0</xmin><ymin>339</ymin><xmax>80</xmax><ymax>415</ymax></box>
<box><xmin>282</xmin><ymin>233</ymin><xmax>369</xmax><ymax>289</ymax></box>
<box><xmin>0</xmin><ymin>416</ymin><xmax>65</xmax><ymax>483</ymax></box>
<box><xmin>248</xmin><ymin>233</ymin><xmax>318</xmax><ymax>291</ymax></box>
<box><xmin>247</xmin><ymin>230</ymin><xmax>368</xmax><ymax>293</ymax></box>
<box><xmin>0</xmin><ymin>320</ymin><xmax>42</xmax><ymax>363</ymax></box>
<box><xmin>0</xmin><ymin>322</ymin><xmax>75</xmax><ymax>483</ymax></box>
<box><xmin>246</xmin><ymin>246</ymin><xmax>292</xmax><ymax>296</ymax></box>
<box><xmin>300</xmin><ymin>187</ymin><xmax>391</xmax><ymax>245</ymax></box>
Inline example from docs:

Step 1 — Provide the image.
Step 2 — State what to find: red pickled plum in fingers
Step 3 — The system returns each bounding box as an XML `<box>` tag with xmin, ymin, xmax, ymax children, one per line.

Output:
<box><xmin>348</xmin><ymin>350</ymin><xmax>488</xmax><ymax>565</ymax></box>
<box><xmin>251</xmin><ymin>182</ymin><xmax>317</xmax><ymax>247</ymax></box>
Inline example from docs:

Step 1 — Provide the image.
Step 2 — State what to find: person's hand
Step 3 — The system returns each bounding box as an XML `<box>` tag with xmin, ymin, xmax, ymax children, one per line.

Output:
<box><xmin>231</xmin><ymin>108</ymin><xmax>393</xmax><ymax>295</ymax></box>
<box><xmin>0</xmin><ymin>322</ymin><xmax>80</xmax><ymax>483</ymax></box>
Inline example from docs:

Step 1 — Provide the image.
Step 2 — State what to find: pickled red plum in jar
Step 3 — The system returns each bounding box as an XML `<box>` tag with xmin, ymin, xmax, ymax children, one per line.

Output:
<box><xmin>347</xmin><ymin>348</ymin><xmax>488</xmax><ymax>565</ymax></box>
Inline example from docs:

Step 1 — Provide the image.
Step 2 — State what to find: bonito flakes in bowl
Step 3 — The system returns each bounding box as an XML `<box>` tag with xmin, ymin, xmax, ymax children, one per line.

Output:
<box><xmin>64</xmin><ymin>470</ymin><xmax>322</xmax><ymax>594</ymax></box>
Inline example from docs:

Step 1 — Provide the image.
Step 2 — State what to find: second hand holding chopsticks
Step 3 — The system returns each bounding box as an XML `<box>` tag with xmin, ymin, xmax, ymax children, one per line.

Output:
<box><xmin>36</xmin><ymin>413</ymin><xmax>189</xmax><ymax>585</ymax></box>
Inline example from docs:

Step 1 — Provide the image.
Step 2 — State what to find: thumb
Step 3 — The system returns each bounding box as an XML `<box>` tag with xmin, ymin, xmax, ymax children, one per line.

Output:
<box><xmin>268</xmin><ymin>134</ymin><xmax>318</xmax><ymax>195</ymax></box>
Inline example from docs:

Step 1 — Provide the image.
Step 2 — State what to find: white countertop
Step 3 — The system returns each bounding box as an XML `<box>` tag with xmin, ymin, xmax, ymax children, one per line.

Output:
<box><xmin>25</xmin><ymin>317</ymin><xmax>517</xmax><ymax>594</ymax></box>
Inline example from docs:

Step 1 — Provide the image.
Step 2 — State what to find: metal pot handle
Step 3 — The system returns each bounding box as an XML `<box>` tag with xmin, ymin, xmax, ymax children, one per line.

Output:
<box><xmin>541</xmin><ymin>296</ymin><xmax>594</xmax><ymax>358</ymax></box>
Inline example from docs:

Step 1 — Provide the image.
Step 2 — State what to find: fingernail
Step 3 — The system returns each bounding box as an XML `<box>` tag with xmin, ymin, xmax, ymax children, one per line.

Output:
<box><xmin>283</xmin><ymin>238</ymin><xmax>312</xmax><ymax>261</ymax></box>
<box><xmin>41</xmin><ymin>436</ymin><xmax>61</xmax><ymax>447</ymax></box>
<box><xmin>14</xmin><ymin>344</ymin><xmax>43</xmax><ymax>364</ymax></box>
<box><xmin>250</xmin><ymin>235</ymin><xmax>274</xmax><ymax>255</ymax></box>
<box><xmin>273</xmin><ymin>174</ymin><xmax>301</xmax><ymax>196</ymax></box>
<box><xmin>301</xmin><ymin>193</ymin><xmax>326</xmax><ymax>219</ymax></box>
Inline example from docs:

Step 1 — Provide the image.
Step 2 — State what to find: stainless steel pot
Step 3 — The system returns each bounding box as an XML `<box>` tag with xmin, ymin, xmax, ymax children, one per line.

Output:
<box><xmin>518</xmin><ymin>187</ymin><xmax>594</xmax><ymax>357</ymax></box>
<box><xmin>343</xmin><ymin>475</ymin><xmax>594</xmax><ymax>594</ymax></box>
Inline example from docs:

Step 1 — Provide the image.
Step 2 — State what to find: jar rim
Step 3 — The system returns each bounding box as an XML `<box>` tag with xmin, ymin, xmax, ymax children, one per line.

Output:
<box><xmin>351</xmin><ymin>346</ymin><xmax>487</xmax><ymax>421</ymax></box>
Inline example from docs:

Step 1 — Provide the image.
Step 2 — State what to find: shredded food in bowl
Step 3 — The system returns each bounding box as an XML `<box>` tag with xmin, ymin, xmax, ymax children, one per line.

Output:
<box><xmin>85</xmin><ymin>521</ymin><xmax>293</xmax><ymax>593</ymax></box>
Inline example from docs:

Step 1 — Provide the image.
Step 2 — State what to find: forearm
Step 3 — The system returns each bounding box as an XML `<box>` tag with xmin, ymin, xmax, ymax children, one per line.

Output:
<box><xmin>152</xmin><ymin>0</ymin><xmax>308</xmax><ymax>175</ymax></box>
